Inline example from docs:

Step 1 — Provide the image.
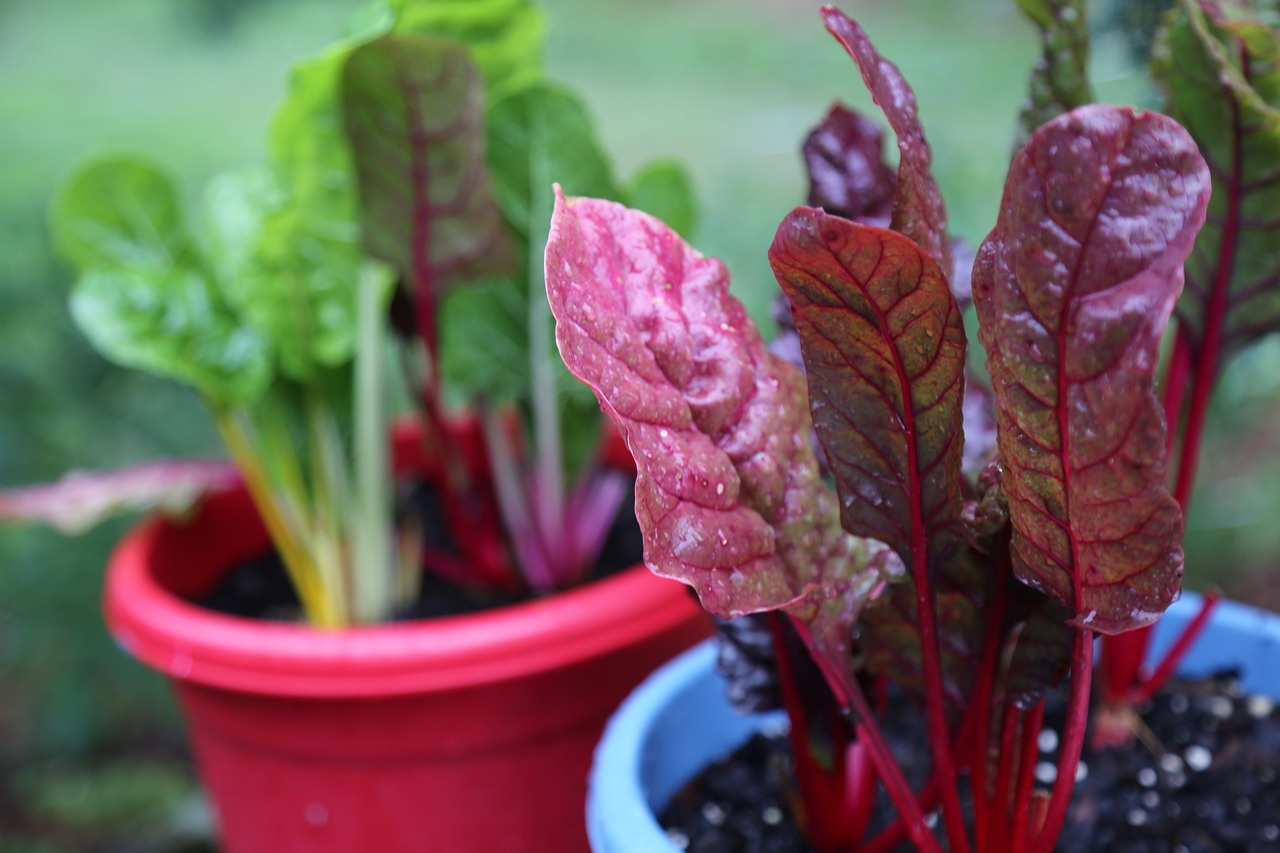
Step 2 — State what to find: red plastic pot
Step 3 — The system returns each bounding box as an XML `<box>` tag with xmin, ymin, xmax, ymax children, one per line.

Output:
<box><xmin>102</xmin><ymin>439</ymin><xmax>709</xmax><ymax>852</ymax></box>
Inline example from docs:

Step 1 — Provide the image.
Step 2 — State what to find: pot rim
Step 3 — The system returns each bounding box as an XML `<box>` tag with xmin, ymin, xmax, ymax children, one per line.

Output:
<box><xmin>103</xmin><ymin>488</ymin><xmax>700</xmax><ymax>699</ymax></box>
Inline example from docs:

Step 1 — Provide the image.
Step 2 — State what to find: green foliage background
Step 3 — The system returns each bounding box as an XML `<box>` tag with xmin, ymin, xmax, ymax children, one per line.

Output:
<box><xmin>1</xmin><ymin>0</ymin><xmax>1278</xmax><ymax>842</ymax></box>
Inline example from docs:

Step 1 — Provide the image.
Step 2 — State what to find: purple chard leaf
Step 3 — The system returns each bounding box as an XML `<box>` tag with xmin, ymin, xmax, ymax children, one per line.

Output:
<box><xmin>803</xmin><ymin>102</ymin><xmax>896</xmax><ymax>228</ymax></box>
<box><xmin>545</xmin><ymin>190</ymin><xmax>900</xmax><ymax>636</ymax></box>
<box><xmin>821</xmin><ymin>7</ymin><xmax>952</xmax><ymax>282</ymax></box>
<box><xmin>972</xmin><ymin>104</ymin><xmax>1211</xmax><ymax>634</ymax></box>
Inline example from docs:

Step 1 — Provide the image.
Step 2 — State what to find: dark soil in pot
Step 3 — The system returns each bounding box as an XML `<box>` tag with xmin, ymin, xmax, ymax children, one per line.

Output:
<box><xmin>198</xmin><ymin>481</ymin><xmax>645</xmax><ymax>621</ymax></box>
<box><xmin>660</xmin><ymin>674</ymin><xmax>1280</xmax><ymax>852</ymax></box>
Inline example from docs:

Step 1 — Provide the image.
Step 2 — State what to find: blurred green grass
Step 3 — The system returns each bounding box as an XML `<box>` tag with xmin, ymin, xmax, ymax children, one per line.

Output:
<box><xmin>2</xmin><ymin>0</ymin><xmax>1279</xmax><ymax>846</ymax></box>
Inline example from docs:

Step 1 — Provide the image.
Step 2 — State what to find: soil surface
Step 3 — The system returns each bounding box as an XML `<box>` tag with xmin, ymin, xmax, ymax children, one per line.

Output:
<box><xmin>661</xmin><ymin>674</ymin><xmax>1280</xmax><ymax>852</ymax></box>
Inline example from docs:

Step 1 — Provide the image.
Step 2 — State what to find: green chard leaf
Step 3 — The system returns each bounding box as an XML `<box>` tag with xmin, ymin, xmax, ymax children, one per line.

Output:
<box><xmin>1015</xmin><ymin>0</ymin><xmax>1095</xmax><ymax>143</ymax></box>
<box><xmin>973</xmin><ymin>105</ymin><xmax>1211</xmax><ymax>633</ymax></box>
<box><xmin>390</xmin><ymin>0</ymin><xmax>545</xmax><ymax>98</ymax></box>
<box><xmin>1154</xmin><ymin>0</ymin><xmax>1280</xmax><ymax>378</ymax></box>
<box><xmin>52</xmin><ymin>156</ymin><xmax>272</xmax><ymax>406</ymax></box>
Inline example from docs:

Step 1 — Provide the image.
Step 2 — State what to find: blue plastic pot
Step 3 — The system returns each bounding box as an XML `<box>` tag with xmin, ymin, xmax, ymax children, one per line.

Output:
<box><xmin>586</xmin><ymin>592</ymin><xmax>1280</xmax><ymax>852</ymax></box>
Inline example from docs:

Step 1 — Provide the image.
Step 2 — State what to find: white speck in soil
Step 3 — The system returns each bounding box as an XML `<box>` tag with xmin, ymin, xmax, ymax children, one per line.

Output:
<box><xmin>1075</xmin><ymin>761</ymin><xmax>1088</xmax><ymax>782</ymax></box>
<box><xmin>1235</xmin><ymin>797</ymin><xmax>1252</xmax><ymax>815</ymax></box>
<box><xmin>1137</xmin><ymin>766</ymin><xmax>1158</xmax><ymax>787</ymax></box>
<box><xmin>1185</xmin><ymin>744</ymin><xmax>1213</xmax><ymax>772</ymax></box>
<box><xmin>1141</xmin><ymin>790</ymin><xmax>1160</xmax><ymax>809</ymax></box>
<box><xmin>1166</xmin><ymin>769</ymin><xmax>1188</xmax><ymax>789</ymax></box>
<box><xmin>1036</xmin><ymin>761</ymin><xmax>1057</xmax><ymax>784</ymax></box>
<box><xmin>762</xmin><ymin>805</ymin><xmax>783</xmax><ymax>826</ymax></box>
<box><xmin>701</xmin><ymin>802</ymin><xmax>726</xmax><ymax>826</ymax></box>
<box><xmin>1170</xmin><ymin>693</ymin><xmax>1190</xmax><ymax>714</ymax></box>
<box><xmin>1173</xmin><ymin>845</ymin><xmax>1189</xmax><ymax>853</ymax></box>
<box><xmin>1037</xmin><ymin>728</ymin><xmax>1059</xmax><ymax>753</ymax></box>
<box><xmin>1127</xmin><ymin>808</ymin><xmax>1148</xmax><ymax>826</ymax></box>
<box><xmin>1263</xmin><ymin>824</ymin><xmax>1279</xmax><ymax>841</ymax></box>
<box><xmin>1208</xmin><ymin>695</ymin><xmax>1235</xmax><ymax>719</ymax></box>
<box><xmin>1158</xmin><ymin>752</ymin><xmax>1184</xmax><ymax>774</ymax></box>
<box><xmin>665</xmin><ymin>828</ymin><xmax>689</xmax><ymax>850</ymax></box>
<box><xmin>1247</xmin><ymin>694</ymin><xmax>1275</xmax><ymax>719</ymax></box>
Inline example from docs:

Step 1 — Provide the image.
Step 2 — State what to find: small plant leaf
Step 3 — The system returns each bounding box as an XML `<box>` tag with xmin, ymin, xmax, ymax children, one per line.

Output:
<box><xmin>342</xmin><ymin>33</ymin><xmax>516</xmax><ymax>298</ymax></box>
<box><xmin>546</xmin><ymin>191</ymin><xmax>897</xmax><ymax>622</ymax></box>
<box><xmin>1153</xmin><ymin>1</ymin><xmax>1280</xmax><ymax>378</ymax></box>
<box><xmin>802</xmin><ymin>102</ymin><xmax>896</xmax><ymax>227</ymax></box>
<box><xmin>624</xmin><ymin>160</ymin><xmax>698</xmax><ymax>238</ymax></box>
<box><xmin>972</xmin><ymin>105</ymin><xmax>1210</xmax><ymax>633</ymax></box>
<box><xmin>1015</xmin><ymin>0</ymin><xmax>1095</xmax><ymax>144</ymax></box>
<box><xmin>821</xmin><ymin>8</ymin><xmax>952</xmax><ymax>280</ymax></box>
<box><xmin>0</xmin><ymin>460</ymin><xmax>239</xmax><ymax>534</ymax></box>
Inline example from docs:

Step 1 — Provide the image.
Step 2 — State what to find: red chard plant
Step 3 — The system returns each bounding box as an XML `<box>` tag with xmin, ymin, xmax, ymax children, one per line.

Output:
<box><xmin>545</xmin><ymin>6</ymin><xmax>1214</xmax><ymax>851</ymax></box>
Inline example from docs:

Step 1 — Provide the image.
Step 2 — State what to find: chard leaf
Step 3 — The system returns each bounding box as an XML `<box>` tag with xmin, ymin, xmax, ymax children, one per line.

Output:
<box><xmin>546</xmin><ymin>192</ymin><xmax>898</xmax><ymax>623</ymax></box>
<box><xmin>0</xmin><ymin>460</ymin><xmax>238</xmax><ymax>534</ymax></box>
<box><xmin>770</xmin><ymin>207</ymin><xmax>974</xmax><ymax>705</ymax></box>
<box><xmin>1016</xmin><ymin>0</ymin><xmax>1095</xmax><ymax>143</ymax></box>
<box><xmin>70</xmin><ymin>267</ymin><xmax>272</xmax><ymax>406</ymax></box>
<box><xmin>821</xmin><ymin>9</ymin><xmax>952</xmax><ymax>280</ymax></box>
<box><xmin>1153</xmin><ymin>1</ymin><xmax>1280</xmax><ymax>378</ymax></box>
<box><xmin>972</xmin><ymin>105</ymin><xmax>1210</xmax><ymax>633</ymax></box>
<box><xmin>390</xmin><ymin>0</ymin><xmax>545</xmax><ymax>98</ymax></box>
<box><xmin>51</xmin><ymin>156</ymin><xmax>195</xmax><ymax>271</ymax></box>
<box><xmin>1005</xmin><ymin>584</ymin><xmax>1074</xmax><ymax>708</ymax></box>
<box><xmin>624</xmin><ymin>160</ymin><xmax>698</xmax><ymax>239</ymax></box>
<box><xmin>802</xmin><ymin>102</ymin><xmax>896</xmax><ymax>226</ymax></box>
<box><xmin>205</xmin><ymin>168</ymin><xmax>367</xmax><ymax>381</ymax></box>
<box><xmin>769</xmin><ymin>208</ymin><xmax>967</xmax><ymax>571</ymax></box>
<box><xmin>342</xmin><ymin>34</ymin><xmax>516</xmax><ymax>298</ymax></box>
<box><xmin>53</xmin><ymin>156</ymin><xmax>273</xmax><ymax>405</ymax></box>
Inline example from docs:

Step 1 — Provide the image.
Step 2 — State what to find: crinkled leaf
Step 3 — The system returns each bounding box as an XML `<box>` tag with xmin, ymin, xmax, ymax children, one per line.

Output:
<box><xmin>51</xmin><ymin>156</ymin><xmax>196</xmax><ymax>272</ymax></box>
<box><xmin>624</xmin><ymin>160</ymin><xmax>698</xmax><ymax>239</ymax></box>
<box><xmin>52</xmin><ymin>157</ymin><xmax>273</xmax><ymax>405</ymax></box>
<box><xmin>1004</xmin><ymin>583</ymin><xmax>1074</xmax><ymax>708</ymax></box>
<box><xmin>205</xmin><ymin>169</ymin><xmax>368</xmax><ymax>381</ymax></box>
<box><xmin>802</xmin><ymin>102</ymin><xmax>896</xmax><ymax>227</ymax></box>
<box><xmin>821</xmin><ymin>8</ymin><xmax>952</xmax><ymax>281</ymax></box>
<box><xmin>770</xmin><ymin>208</ymin><xmax>967</xmax><ymax>572</ymax></box>
<box><xmin>343</xmin><ymin>34</ymin><xmax>516</xmax><ymax>297</ymax></box>
<box><xmin>0</xmin><ymin>460</ymin><xmax>238</xmax><ymax>534</ymax></box>
<box><xmin>546</xmin><ymin>192</ymin><xmax>897</xmax><ymax>625</ymax></box>
<box><xmin>390</xmin><ymin>0</ymin><xmax>545</xmax><ymax>99</ymax></box>
<box><xmin>1015</xmin><ymin>0</ymin><xmax>1095</xmax><ymax>145</ymax></box>
<box><xmin>972</xmin><ymin>105</ymin><xmax>1210</xmax><ymax>633</ymax></box>
<box><xmin>1154</xmin><ymin>1</ymin><xmax>1280</xmax><ymax>377</ymax></box>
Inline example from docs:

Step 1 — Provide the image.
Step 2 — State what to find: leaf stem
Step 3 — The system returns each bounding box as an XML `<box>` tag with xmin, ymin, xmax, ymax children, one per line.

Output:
<box><xmin>1031</xmin><ymin>628</ymin><xmax>1093</xmax><ymax>850</ymax></box>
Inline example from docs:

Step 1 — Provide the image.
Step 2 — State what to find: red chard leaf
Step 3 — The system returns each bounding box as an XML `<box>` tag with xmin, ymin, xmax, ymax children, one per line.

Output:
<box><xmin>545</xmin><ymin>191</ymin><xmax>899</xmax><ymax>621</ymax></box>
<box><xmin>821</xmin><ymin>7</ymin><xmax>952</xmax><ymax>281</ymax></box>
<box><xmin>1153</xmin><ymin>2</ymin><xmax>1280</xmax><ymax>378</ymax></box>
<box><xmin>803</xmin><ymin>102</ymin><xmax>896</xmax><ymax>227</ymax></box>
<box><xmin>770</xmin><ymin>207</ymin><xmax>967</xmax><ymax>571</ymax></box>
<box><xmin>972</xmin><ymin>104</ymin><xmax>1211</xmax><ymax>634</ymax></box>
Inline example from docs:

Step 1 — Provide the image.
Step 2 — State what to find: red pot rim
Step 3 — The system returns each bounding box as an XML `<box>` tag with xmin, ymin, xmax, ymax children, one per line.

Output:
<box><xmin>103</xmin><ymin>494</ymin><xmax>697</xmax><ymax>700</ymax></box>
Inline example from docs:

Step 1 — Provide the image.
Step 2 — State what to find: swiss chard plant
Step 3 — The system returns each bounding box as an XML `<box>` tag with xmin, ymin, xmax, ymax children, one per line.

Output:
<box><xmin>0</xmin><ymin>0</ymin><xmax>695</xmax><ymax>627</ymax></box>
<box><xmin>546</xmin><ymin>6</ymin><xmax>1216</xmax><ymax>851</ymax></box>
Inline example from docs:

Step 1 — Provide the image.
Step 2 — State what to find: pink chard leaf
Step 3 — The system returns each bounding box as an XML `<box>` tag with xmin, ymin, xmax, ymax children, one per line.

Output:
<box><xmin>545</xmin><ymin>191</ymin><xmax>900</xmax><ymax>636</ymax></box>
<box><xmin>821</xmin><ymin>7</ymin><xmax>952</xmax><ymax>281</ymax></box>
<box><xmin>0</xmin><ymin>460</ymin><xmax>239</xmax><ymax>534</ymax></box>
<box><xmin>769</xmin><ymin>208</ymin><xmax>979</xmax><ymax>706</ymax></box>
<box><xmin>973</xmin><ymin>104</ymin><xmax>1211</xmax><ymax>634</ymax></box>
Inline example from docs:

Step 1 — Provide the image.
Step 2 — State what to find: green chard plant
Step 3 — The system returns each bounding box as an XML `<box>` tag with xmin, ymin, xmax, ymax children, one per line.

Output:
<box><xmin>0</xmin><ymin>0</ymin><xmax>696</xmax><ymax>627</ymax></box>
<box><xmin>536</xmin><ymin>1</ymin><xmax>1280</xmax><ymax>849</ymax></box>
